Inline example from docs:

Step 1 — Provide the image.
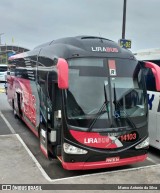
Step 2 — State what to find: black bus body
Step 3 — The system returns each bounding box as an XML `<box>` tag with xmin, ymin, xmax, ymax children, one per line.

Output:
<box><xmin>7</xmin><ymin>36</ymin><xmax>158</xmax><ymax>170</ymax></box>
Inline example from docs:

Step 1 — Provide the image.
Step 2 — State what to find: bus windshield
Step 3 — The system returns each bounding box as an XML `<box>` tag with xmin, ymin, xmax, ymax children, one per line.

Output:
<box><xmin>66</xmin><ymin>58</ymin><xmax>147</xmax><ymax>129</ymax></box>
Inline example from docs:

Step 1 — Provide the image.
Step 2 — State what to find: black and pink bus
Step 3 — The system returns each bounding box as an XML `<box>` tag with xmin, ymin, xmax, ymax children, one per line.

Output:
<box><xmin>7</xmin><ymin>36</ymin><xmax>160</xmax><ymax>170</ymax></box>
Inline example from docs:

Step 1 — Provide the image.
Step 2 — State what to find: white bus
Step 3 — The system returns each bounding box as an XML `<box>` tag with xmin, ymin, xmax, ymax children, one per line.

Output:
<box><xmin>135</xmin><ymin>49</ymin><xmax>160</xmax><ymax>150</ymax></box>
<box><xmin>0</xmin><ymin>64</ymin><xmax>7</xmax><ymax>82</ymax></box>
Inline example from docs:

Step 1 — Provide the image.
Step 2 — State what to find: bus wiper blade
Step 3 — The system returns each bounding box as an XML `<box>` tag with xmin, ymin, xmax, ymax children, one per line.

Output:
<box><xmin>113</xmin><ymin>85</ymin><xmax>136</xmax><ymax>129</ymax></box>
<box><xmin>88</xmin><ymin>83</ymin><xmax>110</xmax><ymax>132</ymax></box>
<box><xmin>125</xmin><ymin>116</ymin><xmax>136</xmax><ymax>129</ymax></box>
<box><xmin>88</xmin><ymin>102</ymin><xmax>109</xmax><ymax>132</ymax></box>
<box><xmin>113</xmin><ymin>82</ymin><xmax>137</xmax><ymax>129</ymax></box>
<box><xmin>114</xmin><ymin>101</ymin><xmax>136</xmax><ymax>129</ymax></box>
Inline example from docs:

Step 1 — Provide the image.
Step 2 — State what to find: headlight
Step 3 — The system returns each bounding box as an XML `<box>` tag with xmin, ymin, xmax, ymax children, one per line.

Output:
<box><xmin>63</xmin><ymin>143</ymin><xmax>88</xmax><ymax>154</ymax></box>
<box><xmin>135</xmin><ymin>137</ymin><xmax>149</xmax><ymax>149</ymax></box>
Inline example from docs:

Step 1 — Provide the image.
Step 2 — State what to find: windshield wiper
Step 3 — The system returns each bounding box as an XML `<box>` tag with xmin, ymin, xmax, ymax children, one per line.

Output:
<box><xmin>88</xmin><ymin>84</ymin><xmax>110</xmax><ymax>132</ymax></box>
<box><xmin>113</xmin><ymin>84</ymin><xmax>136</xmax><ymax>129</ymax></box>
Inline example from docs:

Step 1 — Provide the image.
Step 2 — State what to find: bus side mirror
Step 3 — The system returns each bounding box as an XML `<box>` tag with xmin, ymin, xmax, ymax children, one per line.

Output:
<box><xmin>56</xmin><ymin>58</ymin><xmax>69</xmax><ymax>89</ymax></box>
<box><xmin>145</xmin><ymin>61</ymin><xmax>160</xmax><ymax>91</ymax></box>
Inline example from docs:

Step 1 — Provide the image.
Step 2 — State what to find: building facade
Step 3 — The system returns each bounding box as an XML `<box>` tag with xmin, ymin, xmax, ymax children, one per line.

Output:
<box><xmin>0</xmin><ymin>45</ymin><xmax>29</xmax><ymax>64</ymax></box>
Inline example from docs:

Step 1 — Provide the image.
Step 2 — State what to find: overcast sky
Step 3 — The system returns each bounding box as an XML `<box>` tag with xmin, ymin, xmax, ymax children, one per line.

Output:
<box><xmin>0</xmin><ymin>0</ymin><xmax>159</xmax><ymax>52</ymax></box>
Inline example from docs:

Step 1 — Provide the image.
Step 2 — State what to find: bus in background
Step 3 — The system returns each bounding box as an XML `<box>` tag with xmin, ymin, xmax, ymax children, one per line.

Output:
<box><xmin>135</xmin><ymin>49</ymin><xmax>160</xmax><ymax>150</ymax></box>
<box><xmin>6</xmin><ymin>36</ymin><xmax>160</xmax><ymax>170</ymax></box>
<box><xmin>0</xmin><ymin>64</ymin><xmax>7</xmax><ymax>82</ymax></box>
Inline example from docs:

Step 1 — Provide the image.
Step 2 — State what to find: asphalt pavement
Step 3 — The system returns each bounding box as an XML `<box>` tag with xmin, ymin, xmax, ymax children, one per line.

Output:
<box><xmin>0</xmin><ymin>132</ymin><xmax>160</xmax><ymax>192</ymax></box>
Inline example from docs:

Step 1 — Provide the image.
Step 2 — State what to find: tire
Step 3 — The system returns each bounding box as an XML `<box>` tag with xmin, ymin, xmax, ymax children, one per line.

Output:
<box><xmin>12</xmin><ymin>100</ymin><xmax>18</xmax><ymax>119</ymax></box>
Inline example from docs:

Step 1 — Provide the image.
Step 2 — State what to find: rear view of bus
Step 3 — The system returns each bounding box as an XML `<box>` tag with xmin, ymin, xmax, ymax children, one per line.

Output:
<box><xmin>8</xmin><ymin>36</ymin><xmax>159</xmax><ymax>170</ymax></box>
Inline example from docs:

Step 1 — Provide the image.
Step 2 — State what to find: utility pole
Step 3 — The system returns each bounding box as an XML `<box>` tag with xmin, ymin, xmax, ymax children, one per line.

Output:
<box><xmin>119</xmin><ymin>0</ymin><xmax>131</xmax><ymax>49</ymax></box>
<box><xmin>122</xmin><ymin>0</ymin><xmax>127</xmax><ymax>39</ymax></box>
<box><xmin>0</xmin><ymin>33</ymin><xmax>4</xmax><ymax>45</ymax></box>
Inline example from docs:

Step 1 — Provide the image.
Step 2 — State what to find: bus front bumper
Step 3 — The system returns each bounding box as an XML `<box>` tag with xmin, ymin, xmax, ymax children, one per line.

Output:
<box><xmin>61</xmin><ymin>154</ymin><xmax>147</xmax><ymax>170</ymax></box>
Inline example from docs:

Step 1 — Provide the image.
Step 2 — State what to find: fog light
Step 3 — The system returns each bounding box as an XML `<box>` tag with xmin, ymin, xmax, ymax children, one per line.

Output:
<box><xmin>63</xmin><ymin>143</ymin><xmax>88</xmax><ymax>154</ymax></box>
<box><xmin>135</xmin><ymin>137</ymin><xmax>149</xmax><ymax>149</ymax></box>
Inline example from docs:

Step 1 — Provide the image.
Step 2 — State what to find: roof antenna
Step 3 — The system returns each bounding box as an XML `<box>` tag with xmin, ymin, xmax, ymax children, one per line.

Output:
<box><xmin>99</xmin><ymin>32</ymin><xmax>103</xmax><ymax>43</ymax></box>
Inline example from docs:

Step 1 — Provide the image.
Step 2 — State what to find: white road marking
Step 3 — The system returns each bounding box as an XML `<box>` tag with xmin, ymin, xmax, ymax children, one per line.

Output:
<box><xmin>0</xmin><ymin>110</ymin><xmax>52</xmax><ymax>182</ymax></box>
<box><xmin>16</xmin><ymin>134</ymin><xmax>52</xmax><ymax>182</ymax></box>
<box><xmin>147</xmin><ymin>156</ymin><xmax>158</xmax><ymax>164</ymax></box>
<box><xmin>0</xmin><ymin>110</ymin><xmax>160</xmax><ymax>182</ymax></box>
<box><xmin>0</xmin><ymin>134</ymin><xmax>16</xmax><ymax>137</ymax></box>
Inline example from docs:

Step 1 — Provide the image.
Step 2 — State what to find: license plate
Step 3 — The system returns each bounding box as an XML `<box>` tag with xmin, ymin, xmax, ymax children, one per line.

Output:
<box><xmin>106</xmin><ymin>157</ymin><xmax>120</xmax><ymax>163</ymax></box>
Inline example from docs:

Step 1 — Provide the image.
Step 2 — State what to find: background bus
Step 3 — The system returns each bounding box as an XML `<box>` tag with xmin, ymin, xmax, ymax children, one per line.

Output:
<box><xmin>7</xmin><ymin>36</ymin><xmax>160</xmax><ymax>170</ymax></box>
<box><xmin>135</xmin><ymin>49</ymin><xmax>160</xmax><ymax>150</ymax></box>
<box><xmin>0</xmin><ymin>64</ymin><xmax>7</xmax><ymax>82</ymax></box>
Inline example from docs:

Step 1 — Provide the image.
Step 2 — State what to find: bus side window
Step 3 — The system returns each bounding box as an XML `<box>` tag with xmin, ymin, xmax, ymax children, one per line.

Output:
<box><xmin>145</xmin><ymin>69</ymin><xmax>156</xmax><ymax>91</ymax></box>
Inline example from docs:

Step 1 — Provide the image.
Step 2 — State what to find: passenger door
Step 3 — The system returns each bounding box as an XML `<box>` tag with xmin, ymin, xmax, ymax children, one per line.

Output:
<box><xmin>148</xmin><ymin>91</ymin><xmax>160</xmax><ymax>149</ymax></box>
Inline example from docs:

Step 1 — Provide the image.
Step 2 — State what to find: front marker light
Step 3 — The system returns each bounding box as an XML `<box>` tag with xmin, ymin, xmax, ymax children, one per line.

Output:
<box><xmin>63</xmin><ymin>143</ymin><xmax>88</xmax><ymax>154</ymax></box>
<box><xmin>135</xmin><ymin>137</ymin><xmax>149</xmax><ymax>149</ymax></box>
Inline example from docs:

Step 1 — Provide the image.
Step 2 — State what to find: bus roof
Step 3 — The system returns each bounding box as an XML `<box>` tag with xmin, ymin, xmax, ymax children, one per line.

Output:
<box><xmin>9</xmin><ymin>36</ymin><xmax>136</xmax><ymax>61</ymax></box>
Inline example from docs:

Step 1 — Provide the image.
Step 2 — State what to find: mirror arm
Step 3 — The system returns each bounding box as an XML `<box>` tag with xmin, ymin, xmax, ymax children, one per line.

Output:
<box><xmin>145</xmin><ymin>61</ymin><xmax>160</xmax><ymax>91</ymax></box>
